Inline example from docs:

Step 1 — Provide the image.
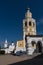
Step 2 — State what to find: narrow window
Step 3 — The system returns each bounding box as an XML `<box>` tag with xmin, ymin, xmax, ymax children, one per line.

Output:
<box><xmin>29</xmin><ymin>21</ymin><xmax>31</xmax><ymax>26</ymax></box>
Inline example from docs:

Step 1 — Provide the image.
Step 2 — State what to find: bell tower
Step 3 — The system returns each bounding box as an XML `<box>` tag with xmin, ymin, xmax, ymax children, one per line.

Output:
<box><xmin>23</xmin><ymin>8</ymin><xmax>36</xmax><ymax>41</ymax></box>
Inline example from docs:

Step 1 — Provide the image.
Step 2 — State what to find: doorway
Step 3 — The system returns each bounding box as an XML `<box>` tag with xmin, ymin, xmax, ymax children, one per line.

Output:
<box><xmin>36</xmin><ymin>41</ymin><xmax>42</xmax><ymax>53</ymax></box>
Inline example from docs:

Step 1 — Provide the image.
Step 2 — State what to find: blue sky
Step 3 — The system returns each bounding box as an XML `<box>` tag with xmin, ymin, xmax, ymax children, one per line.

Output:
<box><xmin>0</xmin><ymin>0</ymin><xmax>43</xmax><ymax>46</ymax></box>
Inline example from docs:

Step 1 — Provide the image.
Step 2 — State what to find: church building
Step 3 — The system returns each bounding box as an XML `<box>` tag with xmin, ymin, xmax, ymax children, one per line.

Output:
<box><xmin>23</xmin><ymin>8</ymin><xmax>43</xmax><ymax>55</ymax></box>
<box><xmin>15</xmin><ymin>8</ymin><xmax>43</xmax><ymax>55</ymax></box>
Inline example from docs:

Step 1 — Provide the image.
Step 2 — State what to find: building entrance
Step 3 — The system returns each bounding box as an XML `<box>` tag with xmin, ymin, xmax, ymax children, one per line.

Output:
<box><xmin>36</xmin><ymin>41</ymin><xmax>42</xmax><ymax>53</ymax></box>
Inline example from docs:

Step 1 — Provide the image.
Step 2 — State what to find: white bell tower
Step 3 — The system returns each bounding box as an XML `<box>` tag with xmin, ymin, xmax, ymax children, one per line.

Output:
<box><xmin>23</xmin><ymin>8</ymin><xmax>36</xmax><ymax>41</ymax></box>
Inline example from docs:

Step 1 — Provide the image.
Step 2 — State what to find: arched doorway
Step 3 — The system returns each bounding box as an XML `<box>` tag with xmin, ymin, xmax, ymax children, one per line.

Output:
<box><xmin>36</xmin><ymin>41</ymin><xmax>42</xmax><ymax>53</ymax></box>
<box><xmin>31</xmin><ymin>41</ymin><xmax>36</xmax><ymax>53</ymax></box>
<box><xmin>31</xmin><ymin>41</ymin><xmax>36</xmax><ymax>47</ymax></box>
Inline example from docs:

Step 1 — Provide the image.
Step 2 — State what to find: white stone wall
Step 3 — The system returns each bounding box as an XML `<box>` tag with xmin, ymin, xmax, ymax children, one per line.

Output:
<box><xmin>27</xmin><ymin>37</ymin><xmax>42</xmax><ymax>43</ymax></box>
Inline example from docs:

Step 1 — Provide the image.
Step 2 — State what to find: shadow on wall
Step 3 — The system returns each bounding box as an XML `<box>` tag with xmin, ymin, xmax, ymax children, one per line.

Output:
<box><xmin>8</xmin><ymin>53</ymin><xmax>43</xmax><ymax>65</ymax></box>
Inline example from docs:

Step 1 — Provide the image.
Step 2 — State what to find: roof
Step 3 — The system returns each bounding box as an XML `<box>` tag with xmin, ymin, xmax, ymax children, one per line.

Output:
<box><xmin>26</xmin><ymin>35</ymin><xmax>43</xmax><ymax>37</ymax></box>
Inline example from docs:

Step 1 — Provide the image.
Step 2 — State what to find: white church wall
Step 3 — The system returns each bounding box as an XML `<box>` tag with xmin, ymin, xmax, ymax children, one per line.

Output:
<box><xmin>27</xmin><ymin>37</ymin><xmax>42</xmax><ymax>43</ymax></box>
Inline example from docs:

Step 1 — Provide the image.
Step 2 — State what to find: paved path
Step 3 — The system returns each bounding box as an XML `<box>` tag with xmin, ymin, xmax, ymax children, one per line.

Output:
<box><xmin>0</xmin><ymin>53</ymin><xmax>41</xmax><ymax>65</ymax></box>
<box><xmin>9</xmin><ymin>53</ymin><xmax>43</xmax><ymax>65</ymax></box>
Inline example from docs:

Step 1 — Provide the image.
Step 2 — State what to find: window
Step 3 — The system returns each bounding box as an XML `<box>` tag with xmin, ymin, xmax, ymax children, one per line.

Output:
<box><xmin>32</xmin><ymin>43</ymin><xmax>34</xmax><ymax>47</ymax></box>
<box><xmin>25</xmin><ymin>21</ymin><xmax>27</xmax><ymax>26</ymax></box>
<box><xmin>29</xmin><ymin>21</ymin><xmax>31</xmax><ymax>26</ymax></box>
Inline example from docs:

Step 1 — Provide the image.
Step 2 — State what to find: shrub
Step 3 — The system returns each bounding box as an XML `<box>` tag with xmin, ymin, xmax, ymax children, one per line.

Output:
<box><xmin>0</xmin><ymin>50</ymin><xmax>5</xmax><ymax>55</ymax></box>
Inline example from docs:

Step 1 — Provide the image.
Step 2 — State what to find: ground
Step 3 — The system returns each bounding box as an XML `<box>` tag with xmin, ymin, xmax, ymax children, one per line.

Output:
<box><xmin>0</xmin><ymin>53</ymin><xmax>43</xmax><ymax>65</ymax></box>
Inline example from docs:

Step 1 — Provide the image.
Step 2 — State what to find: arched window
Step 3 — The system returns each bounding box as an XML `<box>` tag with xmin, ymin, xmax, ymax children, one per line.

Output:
<box><xmin>29</xmin><ymin>21</ymin><xmax>31</xmax><ymax>26</ymax></box>
<box><xmin>31</xmin><ymin>41</ymin><xmax>36</xmax><ymax>47</ymax></box>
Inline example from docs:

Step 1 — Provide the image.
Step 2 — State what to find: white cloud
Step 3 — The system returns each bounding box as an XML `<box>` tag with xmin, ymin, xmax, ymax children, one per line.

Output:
<box><xmin>37</xmin><ymin>18</ymin><xmax>43</xmax><ymax>26</ymax></box>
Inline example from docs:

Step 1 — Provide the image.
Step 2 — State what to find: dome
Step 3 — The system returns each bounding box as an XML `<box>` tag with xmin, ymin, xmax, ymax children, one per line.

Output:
<box><xmin>25</xmin><ymin>8</ymin><xmax>32</xmax><ymax>18</ymax></box>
